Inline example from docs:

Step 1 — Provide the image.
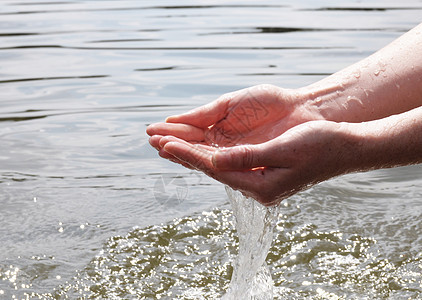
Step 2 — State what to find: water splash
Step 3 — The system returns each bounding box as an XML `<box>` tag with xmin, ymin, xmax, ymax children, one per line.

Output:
<box><xmin>223</xmin><ymin>186</ymin><xmax>280</xmax><ymax>300</ymax></box>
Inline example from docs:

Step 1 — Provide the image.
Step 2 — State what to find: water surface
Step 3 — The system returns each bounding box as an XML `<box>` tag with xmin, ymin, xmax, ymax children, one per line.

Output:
<box><xmin>0</xmin><ymin>0</ymin><xmax>421</xmax><ymax>298</ymax></box>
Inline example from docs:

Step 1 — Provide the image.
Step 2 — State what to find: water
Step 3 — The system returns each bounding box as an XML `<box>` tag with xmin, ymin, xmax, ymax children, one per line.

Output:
<box><xmin>1</xmin><ymin>0</ymin><xmax>422</xmax><ymax>299</ymax></box>
<box><xmin>223</xmin><ymin>186</ymin><xmax>279</xmax><ymax>300</ymax></box>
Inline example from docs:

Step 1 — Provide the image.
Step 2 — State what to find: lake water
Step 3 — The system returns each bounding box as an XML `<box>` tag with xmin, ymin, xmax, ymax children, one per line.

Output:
<box><xmin>1</xmin><ymin>0</ymin><xmax>422</xmax><ymax>299</ymax></box>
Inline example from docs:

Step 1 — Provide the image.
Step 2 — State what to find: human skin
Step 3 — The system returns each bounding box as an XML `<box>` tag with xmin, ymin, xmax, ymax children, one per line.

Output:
<box><xmin>146</xmin><ymin>23</ymin><xmax>422</xmax><ymax>206</ymax></box>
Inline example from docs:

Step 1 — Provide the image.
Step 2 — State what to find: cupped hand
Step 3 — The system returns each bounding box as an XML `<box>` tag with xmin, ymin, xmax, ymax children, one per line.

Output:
<box><xmin>154</xmin><ymin>120</ymin><xmax>356</xmax><ymax>206</ymax></box>
<box><xmin>147</xmin><ymin>84</ymin><xmax>320</xmax><ymax>147</ymax></box>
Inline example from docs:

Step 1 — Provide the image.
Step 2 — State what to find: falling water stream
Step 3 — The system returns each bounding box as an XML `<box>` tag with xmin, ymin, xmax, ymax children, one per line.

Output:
<box><xmin>223</xmin><ymin>186</ymin><xmax>280</xmax><ymax>299</ymax></box>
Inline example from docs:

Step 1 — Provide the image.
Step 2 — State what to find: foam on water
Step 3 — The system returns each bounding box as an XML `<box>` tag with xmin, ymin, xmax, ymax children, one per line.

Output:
<box><xmin>223</xmin><ymin>186</ymin><xmax>280</xmax><ymax>300</ymax></box>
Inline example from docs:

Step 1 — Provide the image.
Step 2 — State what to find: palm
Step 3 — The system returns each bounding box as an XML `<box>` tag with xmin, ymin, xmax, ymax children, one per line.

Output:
<box><xmin>180</xmin><ymin>85</ymin><xmax>312</xmax><ymax>147</ymax></box>
<box><xmin>204</xmin><ymin>91</ymin><xmax>299</xmax><ymax>146</ymax></box>
<box><xmin>147</xmin><ymin>84</ymin><xmax>315</xmax><ymax>159</ymax></box>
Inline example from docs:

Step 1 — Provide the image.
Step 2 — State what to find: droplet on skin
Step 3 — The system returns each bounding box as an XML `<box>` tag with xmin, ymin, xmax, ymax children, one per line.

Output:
<box><xmin>374</xmin><ymin>69</ymin><xmax>380</xmax><ymax>76</ymax></box>
<box><xmin>363</xmin><ymin>88</ymin><xmax>373</xmax><ymax>97</ymax></box>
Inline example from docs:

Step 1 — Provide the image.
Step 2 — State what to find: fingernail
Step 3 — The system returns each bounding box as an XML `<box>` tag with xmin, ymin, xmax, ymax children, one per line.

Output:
<box><xmin>165</xmin><ymin>115</ymin><xmax>180</xmax><ymax>122</ymax></box>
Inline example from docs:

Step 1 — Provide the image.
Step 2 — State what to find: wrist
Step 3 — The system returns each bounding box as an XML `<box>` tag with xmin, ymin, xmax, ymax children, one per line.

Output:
<box><xmin>341</xmin><ymin>121</ymin><xmax>381</xmax><ymax>173</ymax></box>
<box><xmin>342</xmin><ymin>107</ymin><xmax>422</xmax><ymax>173</ymax></box>
<box><xmin>298</xmin><ymin>83</ymin><xmax>349</xmax><ymax>123</ymax></box>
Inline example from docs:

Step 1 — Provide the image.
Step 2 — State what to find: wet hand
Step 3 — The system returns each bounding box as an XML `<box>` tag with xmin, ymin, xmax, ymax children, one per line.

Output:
<box><xmin>147</xmin><ymin>84</ymin><xmax>321</xmax><ymax>163</ymax></box>
<box><xmin>155</xmin><ymin>120</ymin><xmax>354</xmax><ymax>206</ymax></box>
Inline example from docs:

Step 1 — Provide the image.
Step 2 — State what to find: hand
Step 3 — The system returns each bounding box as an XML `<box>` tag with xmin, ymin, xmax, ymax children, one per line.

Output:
<box><xmin>153</xmin><ymin>120</ymin><xmax>355</xmax><ymax>206</ymax></box>
<box><xmin>147</xmin><ymin>23</ymin><xmax>422</xmax><ymax>205</ymax></box>
<box><xmin>147</xmin><ymin>84</ymin><xmax>321</xmax><ymax>164</ymax></box>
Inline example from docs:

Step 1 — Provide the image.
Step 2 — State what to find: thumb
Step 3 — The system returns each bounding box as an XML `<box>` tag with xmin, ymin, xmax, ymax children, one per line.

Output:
<box><xmin>212</xmin><ymin>144</ymin><xmax>267</xmax><ymax>170</ymax></box>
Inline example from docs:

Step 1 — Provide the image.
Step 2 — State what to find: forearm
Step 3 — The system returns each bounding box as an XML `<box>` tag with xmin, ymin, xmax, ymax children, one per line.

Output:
<box><xmin>302</xmin><ymin>23</ymin><xmax>422</xmax><ymax>123</ymax></box>
<box><xmin>347</xmin><ymin>106</ymin><xmax>422</xmax><ymax>172</ymax></box>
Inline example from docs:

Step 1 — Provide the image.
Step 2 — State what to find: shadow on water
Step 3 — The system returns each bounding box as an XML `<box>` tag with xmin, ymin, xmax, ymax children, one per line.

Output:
<box><xmin>0</xmin><ymin>105</ymin><xmax>185</xmax><ymax>123</ymax></box>
<box><xmin>0</xmin><ymin>4</ymin><xmax>288</xmax><ymax>16</ymax></box>
<box><xmin>201</xmin><ymin>26</ymin><xmax>410</xmax><ymax>36</ymax></box>
<box><xmin>0</xmin><ymin>75</ymin><xmax>108</xmax><ymax>84</ymax></box>
<box><xmin>2</xmin><ymin>4</ymin><xmax>422</xmax><ymax>16</ymax></box>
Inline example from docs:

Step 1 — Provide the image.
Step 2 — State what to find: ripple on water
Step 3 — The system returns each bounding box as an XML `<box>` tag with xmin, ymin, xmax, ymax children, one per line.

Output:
<box><xmin>42</xmin><ymin>208</ymin><xmax>235</xmax><ymax>299</ymax></box>
<box><xmin>18</xmin><ymin>197</ymin><xmax>421</xmax><ymax>299</ymax></box>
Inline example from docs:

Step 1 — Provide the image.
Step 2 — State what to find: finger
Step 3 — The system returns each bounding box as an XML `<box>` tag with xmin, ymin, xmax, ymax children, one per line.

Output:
<box><xmin>162</xmin><ymin>140</ymin><xmax>258</xmax><ymax>196</ymax></box>
<box><xmin>146</xmin><ymin>122</ymin><xmax>205</xmax><ymax>142</ymax></box>
<box><xmin>149</xmin><ymin>135</ymin><xmax>164</xmax><ymax>150</ymax></box>
<box><xmin>162</xmin><ymin>140</ymin><xmax>266</xmax><ymax>190</ymax></box>
<box><xmin>163</xmin><ymin>141</ymin><xmax>215</xmax><ymax>172</ymax></box>
<box><xmin>158</xmin><ymin>135</ymin><xmax>217</xmax><ymax>152</ymax></box>
<box><xmin>158</xmin><ymin>148</ymin><xmax>195</xmax><ymax>170</ymax></box>
<box><xmin>164</xmin><ymin>140</ymin><xmax>290</xmax><ymax>205</ymax></box>
<box><xmin>211</xmin><ymin>144</ymin><xmax>273</xmax><ymax>170</ymax></box>
<box><xmin>165</xmin><ymin>91</ymin><xmax>240</xmax><ymax>128</ymax></box>
<box><xmin>160</xmin><ymin>136</ymin><xmax>217</xmax><ymax>170</ymax></box>
<box><xmin>149</xmin><ymin>135</ymin><xmax>195</xmax><ymax>169</ymax></box>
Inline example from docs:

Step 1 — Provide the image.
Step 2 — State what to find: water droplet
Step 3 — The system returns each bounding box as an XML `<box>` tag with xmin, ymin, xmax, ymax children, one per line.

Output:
<box><xmin>58</xmin><ymin>227</ymin><xmax>64</xmax><ymax>233</ymax></box>
<box><xmin>374</xmin><ymin>70</ymin><xmax>380</xmax><ymax>76</ymax></box>
<box><xmin>33</xmin><ymin>197</ymin><xmax>37</xmax><ymax>203</ymax></box>
<box><xmin>353</xmin><ymin>71</ymin><xmax>361</xmax><ymax>79</ymax></box>
<box><xmin>363</xmin><ymin>89</ymin><xmax>373</xmax><ymax>97</ymax></box>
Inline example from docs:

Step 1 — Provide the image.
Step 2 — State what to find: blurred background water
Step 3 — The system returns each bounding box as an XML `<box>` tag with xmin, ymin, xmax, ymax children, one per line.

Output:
<box><xmin>0</xmin><ymin>0</ymin><xmax>422</xmax><ymax>299</ymax></box>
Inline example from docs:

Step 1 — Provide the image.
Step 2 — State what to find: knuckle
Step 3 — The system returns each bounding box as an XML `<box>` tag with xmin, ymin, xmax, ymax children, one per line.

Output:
<box><xmin>239</xmin><ymin>145</ymin><xmax>255</xmax><ymax>168</ymax></box>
